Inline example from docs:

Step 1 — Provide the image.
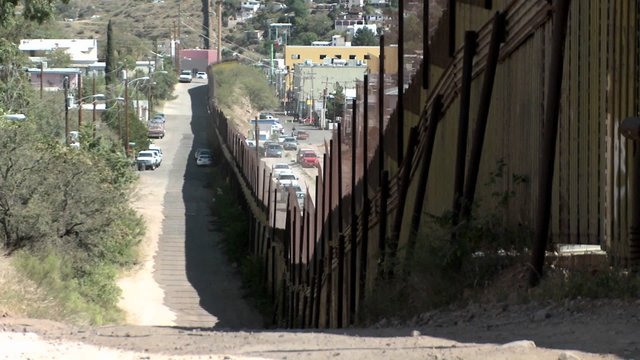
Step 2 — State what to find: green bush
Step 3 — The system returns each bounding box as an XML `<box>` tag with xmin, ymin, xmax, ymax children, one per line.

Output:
<box><xmin>14</xmin><ymin>249</ymin><xmax>124</xmax><ymax>325</ymax></box>
<box><xmin>212</xmin><ymin>62</ymin><xmax>278</xmax><ymax>113</ymax></box>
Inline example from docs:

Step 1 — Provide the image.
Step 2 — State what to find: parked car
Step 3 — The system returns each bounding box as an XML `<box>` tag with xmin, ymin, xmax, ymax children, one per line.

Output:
<box><xmin>196</xmin><ymin>71</ymin><xmax>207</xmax><ymax>79</ymax></box>
<box><xmin>265</xmin><ymin>143</ymin><xmax>284</xmax><ymax>158</ymax></box>
<box><xmin>281</xmin><ymin>137</ymin><xmax>298</xmax><ymax>150</ymax></box>
<box><xmin>146</xmin><ymin>148</ymin><xmax>162</xmax><ymax>167</ymax></box>
<box><xmin>148</xmin><ymin>122</ymin><xmax>165</xmax><ymax>139</ymax></box>
<box><xmin>297</xmin><ymin>148</ymin><xmax>315</xmax><ymax>163</ymax></box>
<box><xmin>296</xmin><ymin>191</ymin><xmax>306</xmax><ymax>210</ymax></box>
<box><xmin>179</xmin><ymin>70</ymin><xmax>193</xmax><ymax>83</ymax></box>
<box><xmin>151</xmin><ymin>113</ymin><xmax>165</xmax><ymax>123</ymax></box>
<box><xmin>295</xmin><ymin>130</ymin><xmax>309</xmax><ymax>140</ymax></box>
<box><xmin>300</xmin><ymin>151</ymin><xmax>320</xmax><ymax>168</ymax></box>
<box><xmin>196</xmin><ymin>153</ymin><xmax>213</xmax><ymax>166</ymax></box>
<box><xmin>194</xmin><ymin>148</ymin><xmax>212</xmax><ymax>160</ymax></box>
<box><xmin>275</xmin><ymin>171</ymin><xmax>298</xmax><ymax>187</ymax></box>
<box><xmin>136</xmin><ymin>151</ymin><xmax>159</xmax><ymax>170</ymax></box>
<box><xmin>271</xmin><ymin>163</ymin><xmax>291</xmax><ymax>177</ymax></box>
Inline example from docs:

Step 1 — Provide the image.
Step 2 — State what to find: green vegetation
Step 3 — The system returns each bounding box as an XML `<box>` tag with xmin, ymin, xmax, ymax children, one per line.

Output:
<box><xmin>352</xmin><ymin>27</ymin><xmax>378</xmax><ymax>46</ymax></box>
<box><xmin>0</xmin><ymin>18</ymin><xmax>153</xmax><ymax>324</ymax></box>
<box><xmin>211</xmin><ymin>62</ymin><xmax>278</xmax><ymax>113</ymax></box>
<box><xmin>0</xmin><ymin>0</ymin><xmax>69</xmax><ymax>25</ymax></box>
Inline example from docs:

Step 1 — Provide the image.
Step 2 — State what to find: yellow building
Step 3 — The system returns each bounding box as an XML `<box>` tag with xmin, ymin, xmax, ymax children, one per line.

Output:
<box><xmin>283</xmin><ymin>45</ymin><xmax>399</xmax><ymax>91</ymax></box>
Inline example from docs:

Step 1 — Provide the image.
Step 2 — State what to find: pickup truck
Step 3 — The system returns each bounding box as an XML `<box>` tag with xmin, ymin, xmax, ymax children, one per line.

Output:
<box><xmin>136</xmin><ymin>151</ymin><xmax>159</xmax><ymax>170</ymax></box>
<box><xmin>275</xmin><ymin>171</ymin><xmax>298</xmax><ymax>187</ymax></box>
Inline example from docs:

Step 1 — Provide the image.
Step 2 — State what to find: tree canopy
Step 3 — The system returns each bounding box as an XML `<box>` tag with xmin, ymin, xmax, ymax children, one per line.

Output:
<box><xmin>352</xmin><ymin>27</ymin><xmax>378</xmax><ymax>46</ymax></box>
<box><xmin>0</xmin><ymin>0</ymin><xmax>70</xmax><ymax>25</ymax></box>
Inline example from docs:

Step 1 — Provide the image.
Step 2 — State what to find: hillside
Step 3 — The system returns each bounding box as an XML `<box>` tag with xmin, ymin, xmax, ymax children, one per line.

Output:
<box><xmin>55</xmin><ymin>0</ymin><xmax>206</xmax><ymax>58</ymax></box>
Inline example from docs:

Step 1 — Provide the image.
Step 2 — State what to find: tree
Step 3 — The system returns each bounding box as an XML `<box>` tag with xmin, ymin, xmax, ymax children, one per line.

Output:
<box><xmin>0</xmin><ymin>39</ymin><xmax>33</xmax><ymax>114</ymax></box>
<box><xmin>47</xmin><ymin>48</ymin><xmax>71</xmax><ymax>68</ymax></box>
<box><xmin>0</xmin><ymin>0</ymin><xmax>70</xmax><ymax>25</ymax></box>
<box><xmin>326</xmin><ymin>82</ymin><xmax>345</xmax><ymax>122</ymax></box>
<box><xmin>286</xmin><ymin>0</ymin><xmax>309</xmax><ymax>18</ymax></box>
<box><xmin>105</xmin><ymin>19</ymin><xmax>115</xmax><ymax>86</ymax></box>
<box><xmin>352</xmin><ymin>27</ymin><xmax>378</xmax><ymax>46</ymax></box>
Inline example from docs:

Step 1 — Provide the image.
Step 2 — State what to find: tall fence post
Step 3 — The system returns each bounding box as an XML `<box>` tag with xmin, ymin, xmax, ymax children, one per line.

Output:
<box><xmin>389</xmin><ymin>126</ymin><xmax>419</xmax><ymax>272</ymax></box>
<box><xmin>462</xmin><ymin>12</ymin><xmax>505</xmax><ymax>221</ymax></box>
<box><xmin>451</xmin><ymin>31</ymin><xmax>478</xmax><ymax>230</ymax></box>
<box><xmin>336</xmin><ymin>124</ymin><xmax>345</xmax><ymax>328</ymax></box>
<box><xmin>312</xmin><ymin>174</ymin><xmax>321</xmax><ymax>328</ymax></box>
<box><xmin>378</xmin><ymin>171</ymin><xmax>389</xmax><ymax>277</ymax></box>
<box><xmin>326</xmin><ymin>139</ymin><xmax>334</xmax><ymax>327</ymax></box>
<box><xmin>359</xmin><ymin>84</ymin><xmax>370</xmax><ymax>306</ymax></box>
<box><xmin>405</xmin><ymin>95</ymin><xmax>444</xmax><ymax>271</ymax></box>
<box><xmin>397</xmin><ymin>0</ymin><xmax>405</xmax><ymax>165</ymax></box>
<box><xmin>349</xmin><ymin>98</ymin><xmax>358</xmax><ymax>324</ymax></box>
<box><xmin>423</xmin><ymin>0</ymin><xmax>430</xmax><ymax>90</ymax></box>
<box><xmin>530</xmin><ymin>0</ymin><xmax>571</xmax><ymax>286</ymax></box>
<box><xmin>376</xmin><ymin>50</ymin><xmax>385</xmax><ymax>184</ymax></box>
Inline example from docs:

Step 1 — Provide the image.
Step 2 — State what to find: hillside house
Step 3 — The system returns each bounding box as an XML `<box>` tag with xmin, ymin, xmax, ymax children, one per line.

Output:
<box><xmin>19</xmin><ymin>39</ymin><xmax>98</xmax><ymax>69</ymax></box>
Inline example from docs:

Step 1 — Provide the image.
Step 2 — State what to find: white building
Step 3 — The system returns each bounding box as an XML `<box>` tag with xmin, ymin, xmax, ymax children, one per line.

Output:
<box><xmin>19</xmin><ymin>39</ymin><xmax>98</xmax><ymax>68</ymax></box>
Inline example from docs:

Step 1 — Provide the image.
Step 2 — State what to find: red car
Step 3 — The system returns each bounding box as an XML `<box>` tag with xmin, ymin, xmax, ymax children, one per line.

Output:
<box><xmin>300</xmin><ymin>151</ymin><xmax>320</xmax><ymax>168</ymax></box>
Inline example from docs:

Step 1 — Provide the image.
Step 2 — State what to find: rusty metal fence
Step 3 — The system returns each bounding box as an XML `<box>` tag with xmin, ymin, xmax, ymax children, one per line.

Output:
<box><xmin>207</xmin><ymin>0</ymin><xmax>640</xmax><ymax>328</ymax></box>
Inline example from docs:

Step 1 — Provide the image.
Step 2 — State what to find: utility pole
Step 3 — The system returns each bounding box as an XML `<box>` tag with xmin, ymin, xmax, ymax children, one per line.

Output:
<box><xmin>177</xmin><ymin>3</ymin><xmax>182</xmax><ymax>72</ymax></box>
<box><xmin>77</xmin><ymin>73</ymin><xmax>83</xmax><ymax>129</ymax></box>
<box><xmin>64</xmin><ymin>75</ymin><xmax>69</xmax><ymax>145</ymax></box>
<box><xmin>40</xmin><ymin>62</ymin><xmax>44</xmax><ymax>99</ymax></box>
<box><xmin>124</xmin><ymin>75</ymin><xmax>130</xmax><ymax>156</ymax></box>
<box><xmin>207</xmin><ymin>0</ymin><xmax>213</xmax><ymax>49</ymax></box>
<box><xmin>92</xmin><ymin>72</ymin><xmax>96</xmax><ymax>139</ymax></box>
<box><xmin>217</xmin><ymin>0</ymin><xmax>222</xmax><ymax>62</ymax></box>
<box><xmin>173</xmin><ymin>21</ymin><xmax>178</xmax><ymax>73</ymax></box>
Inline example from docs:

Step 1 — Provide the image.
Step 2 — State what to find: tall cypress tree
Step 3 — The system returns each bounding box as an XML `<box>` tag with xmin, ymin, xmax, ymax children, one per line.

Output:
<box><xmin>105</xmin><ymin>19</ymin><xmax>115</xmax><ymax>86</ymax></box>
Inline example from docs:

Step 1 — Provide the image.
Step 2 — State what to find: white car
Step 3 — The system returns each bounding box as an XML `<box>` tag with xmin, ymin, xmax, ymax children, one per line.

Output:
<box><xmin>271</xmin><ymin>163</ymin><xmax>291</xmax><ymax>177</ymax></box>
<box><xmin>276</xmin><ymin>171</ymin><xmax>298</xmax><ymax>187</ymax></box>
<box><xmin>196</xmin><ymin>153</ymin><xmax>213</xmax><ymax>166</ymax></box>
<box><xmin>196</xmin><ymin>71</ymin><xmax>207</xmax><ymax>79</ymax></box>
<box><xmin>179</xmin><ymin>70</ymin><xmax>192</xmax><ymax>83</ymax></box>
<box><xmin>136</xmin><ymin>151</ymin><xmax>160</xmax><ymax>170</ymax></box>
<box><xmin>194</xmin><ymin>148</ymin><xmax>212</xmax><ymax>160</ymax></box>
<box><xmin>146</xmin><ymin>148</ymin><xmax>162</xmax><ymax>166</ymax></box>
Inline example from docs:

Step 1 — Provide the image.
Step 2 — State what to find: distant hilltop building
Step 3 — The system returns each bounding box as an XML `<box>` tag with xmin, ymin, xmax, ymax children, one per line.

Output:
<box><xmin>18</xmin><ymin>39</ymin><xmax>99</xmax><ymax>68</ymax></box>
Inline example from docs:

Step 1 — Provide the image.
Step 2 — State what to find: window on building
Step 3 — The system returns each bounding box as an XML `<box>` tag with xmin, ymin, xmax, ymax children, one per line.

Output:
<box><xmin>364</xmin><ymin>55</ymin><xmax>371</xmax><ymax>60</ymax></box>
<box><xmin>320</xmin><ymin>54</ymin><xmax>327</xmax><ymax>59</ymax></box>
<box><xmin>291</xmin><ymin>54</ymin><xmax>300</xmax><ymax>59</ymax></box>
<box><xmin>349</xmin><ymin>55</ymin><xmax>356</xmax><ymax>60</ymax></box>
<box><xmin>335</xmin><ymin>55</ymin><xmax>342</xmax><ymax>59</ymax></box>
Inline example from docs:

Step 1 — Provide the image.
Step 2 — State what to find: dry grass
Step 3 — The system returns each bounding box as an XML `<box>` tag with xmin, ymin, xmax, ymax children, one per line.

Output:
<box><xmin>0</xmin><ymin>255</ymin><xmax>67</xmax><ymax>320</ymax></box>
<box><xmin>59</xmin><ymin>0</ymin><xmax>206</xmax><ymax>52</ymax></box>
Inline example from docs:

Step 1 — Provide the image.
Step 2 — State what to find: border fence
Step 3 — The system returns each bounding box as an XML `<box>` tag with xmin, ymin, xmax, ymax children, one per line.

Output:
<box><xmin>207</xmin><ymin>0</ymin><xmax>640</xmax><ymax>328</ymax></box>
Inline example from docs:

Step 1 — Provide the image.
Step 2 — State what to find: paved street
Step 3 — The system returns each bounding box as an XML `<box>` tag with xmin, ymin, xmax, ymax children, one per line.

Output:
<box><xmin>140</xmin><ymin>79</ymin><xmax>262</xmax><ymax>329</ymax></box>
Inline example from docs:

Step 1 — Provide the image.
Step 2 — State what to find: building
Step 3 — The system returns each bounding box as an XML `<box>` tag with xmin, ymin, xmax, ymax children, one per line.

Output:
<box><xmin>19</xmin><ymin>39</ymin><xmax>98</xmax><ymax>68</ymax></box>
<box><xmin>334</xmin><ymin>15</ymin><xmax>366</xmax><ymax>32</ymax></box>
<box><xmin>179</xmin><ymin>49</ymin><xmax>219</xmax><ymax>73</ymax></box>
<box><xmin>240</xmin><ymin>0</ymin><xmax>262</xmax><ymax>20</ymax></box>
<box><xmin>24</xmin><ymin>67</ymin><xmax>81</xmax><ymax>91</ymax></box>
<box><xmin>291</xmin><ymin>62</ymin><xmax>368</xmax><ymax>123</ymax></box>
<box><xmin>284</xmin><ymin>45</ymin><xmax>380</xmax><ymax>89</ymax></box>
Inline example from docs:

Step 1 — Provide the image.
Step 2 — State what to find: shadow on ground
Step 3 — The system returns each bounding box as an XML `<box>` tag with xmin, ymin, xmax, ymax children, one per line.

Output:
<box><xmin>180</xmin><ymin>84</ymin><xmax>262</xmax><ymax>330</ymax></box>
